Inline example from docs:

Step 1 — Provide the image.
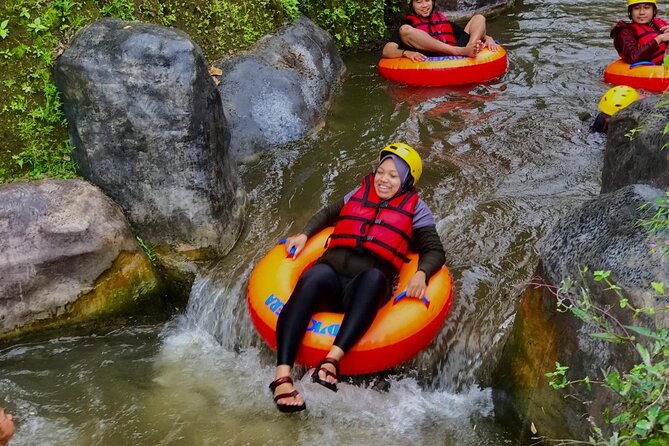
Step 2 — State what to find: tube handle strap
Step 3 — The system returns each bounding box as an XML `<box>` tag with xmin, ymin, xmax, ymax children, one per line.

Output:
<box><xmin>392</xmin><ymin>290</ymin><xmax>430</xmax><ymax>309</ymax></box>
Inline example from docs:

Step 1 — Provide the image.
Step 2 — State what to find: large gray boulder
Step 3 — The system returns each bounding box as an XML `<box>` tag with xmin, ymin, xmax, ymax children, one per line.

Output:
<box><xmin>539</xmin><ymin>184</ymin><xmax>669</xmax><ymax>318</ymax></box>
<box><xmin>602</xmin><ymin>96</ymin><xmax>669</xmax><ymax>193</ymax></box>
<box><xmin>54</xmin><ymin>18</ymin><xmax>246</xmax><ymax>289</ymax></box>
<box><xmin>493</xmin><ymin>184</ymin><xmax>668</xmax><ymax>441</ymax></box>
<box><xmin>215</xmin><ymin>16</ymin><xmax>345</xmax><ymax>160</ymax></box>
<box><xmin>0</xmin><ymin>180</ymin><xmax>161</xmax><ymax>341</ymax></box>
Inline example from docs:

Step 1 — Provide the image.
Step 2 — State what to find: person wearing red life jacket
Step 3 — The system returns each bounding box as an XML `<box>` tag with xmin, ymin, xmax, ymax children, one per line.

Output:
<box><xmin>611</xmin><ymin>0</ymin><xmax>669</xmax><ymax>64</ymax></box>
<box><xmin>268</xmin><ymin>143</ymin><xmax>445</xmax><ymax>413</ymax></box>
<box><xmin>382</xmin><ymin>0</ymin><xmax>498</xmax><ymax>62</ymax></box>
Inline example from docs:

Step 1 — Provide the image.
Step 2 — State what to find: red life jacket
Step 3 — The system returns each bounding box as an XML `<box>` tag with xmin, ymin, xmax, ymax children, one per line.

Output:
<box><xmin>405</xmin><ymin>10</ymin><xmax>456</xmax><ymax>45</ymax></box>
<box><xmin>328</xmin><ymin>174</ymin><xmax>418</xmax><ymax>271</ymax></box>
<box><xmin>627</xmin><ymin>18</ymin><xmax>668</xmax><ymax>64</ymax></box>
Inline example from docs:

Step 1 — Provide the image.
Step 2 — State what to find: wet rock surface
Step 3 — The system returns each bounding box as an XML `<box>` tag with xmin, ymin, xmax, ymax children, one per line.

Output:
<box><xmin>603</xmin><ymin>96</ymin><xmax>669</xmax><ymax>193</ymax></box>
<box><xmin>215</xmin><ymin>16</ymin><xmax>346</xmax><ymax>160</ymax></box>
<box><xmin>0</xmin><ymin>179</ymin><xmax>161</xmax><ymax>340</ymax></box>
<box><xmin>54</xmin><ymin>18</ymin><xmax>246</xmax><ymax>272</ymax></box>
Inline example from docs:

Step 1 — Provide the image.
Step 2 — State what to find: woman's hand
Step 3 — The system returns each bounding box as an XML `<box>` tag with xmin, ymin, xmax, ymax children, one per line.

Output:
<box><xmin>403</xmin><ymin>50</ymin><xmax>427</xmax><ymax>62</ymax></box>
<box><xmin>661</xmin><ymin>25</ymin><xmax>669</xmax><ymax>34</ymax></box>
<box><xmin>483</xmin><ymin>35</ymin><xmax>498</xmax><ymax>51</ymax></box>
<box><xmin>655</xmin><ymin>33</ymin><xmax>669</xmax><ymax>44</ymax></box>
<box><xmin>285</xmin><ymin>233</ymin><xmax>307</xmax><ymax>259</ymax></box>
<box><xmin>405</xmin><ymin>270</ymin><xmax>427</xmax><ymax>299</ymax></box>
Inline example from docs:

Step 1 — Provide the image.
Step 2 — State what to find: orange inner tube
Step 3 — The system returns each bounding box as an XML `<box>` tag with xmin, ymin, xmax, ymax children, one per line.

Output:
<box><xmin>378</xmin><ymin>46</ymin><xmax>508</xmax><ymax>87</ymax></box>
<box><xmin>247</xmin><ymin>227</ymin><xmax>454</xmax><ymax>375</ymax></box>
<box><xmin>604</xmin><ymin>59</ymin><xmax>669</xmax><ymax>92</ymax></box>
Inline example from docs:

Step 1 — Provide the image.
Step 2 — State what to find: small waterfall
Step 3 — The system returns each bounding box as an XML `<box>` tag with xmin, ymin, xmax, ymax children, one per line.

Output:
<box><xmin>182</xmin><ymin>262</ymin><xmax>258</xmax><ymax>352</ymax></box>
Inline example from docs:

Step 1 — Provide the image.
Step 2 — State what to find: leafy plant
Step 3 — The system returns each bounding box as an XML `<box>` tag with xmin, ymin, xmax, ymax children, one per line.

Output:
<box><xmin>136</xmin><ymin>236</ymin><xmax>157</xmax><ymax>264</ymax></box>
<box><xmin>546</xmin><ymin>268</ymin><xmax>669</xmax><ymax>445</ymax></box>
<box><xmin>100</xmin><ymin>0</ymin><xmax>135</xmax><ymax>21</ymax></box>
<box><xmin>638</xmin><ymin>192</ymin><xmax>669</xmax><ymax>254</ymax></box>
<box><xmin>301</xmin><ymin>0</ymin><xmax>388</xmax><ymax>49</ymax></box>
<box><xmin>280</xmin><ymin>0</ymin><xmax>300</xmax><ymax>20</ymax></box>
<box><xmin>27</xmin><ymin>17</ymin><xmax>48</xmax><ymax>33</ymax></box>
<box><xmin>0</xmin><ymin>19</ymin><xmax>9</xmax><ymax>39</ymax></box>
<box><xmin>625</xmin><ymin>126</ymin><xmax>641</xmax><ymax>140</ymax></box>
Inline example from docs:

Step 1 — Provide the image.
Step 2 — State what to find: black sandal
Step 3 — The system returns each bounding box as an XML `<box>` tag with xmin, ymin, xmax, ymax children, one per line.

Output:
<box><xmin>269</xmin><ymin>376</ymin><xmax>306</xmax><ymax>413</ymax></box>
<box><xmin>311</xmin><ymin>357</ymin><xmax>340</xmax><ymax>392</ymax></box>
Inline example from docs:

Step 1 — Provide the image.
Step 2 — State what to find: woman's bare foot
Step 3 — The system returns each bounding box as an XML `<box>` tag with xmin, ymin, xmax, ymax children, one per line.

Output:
<box><xmin>459</xmin><ymin>41</ymin><xmax>482</xmax><ymax>57</ymax></box>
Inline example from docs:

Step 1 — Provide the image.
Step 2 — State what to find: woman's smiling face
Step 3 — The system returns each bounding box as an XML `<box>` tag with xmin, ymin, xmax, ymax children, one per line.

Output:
<box><xmin>374</xmin><ymin>158</ymin><xmax>402</xmax><ymax>200</ymax></box>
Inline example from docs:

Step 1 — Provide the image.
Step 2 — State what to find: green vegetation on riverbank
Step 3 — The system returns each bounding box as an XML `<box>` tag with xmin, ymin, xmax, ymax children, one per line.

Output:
<box><xmin>547</xmin><ymin>199</ymin><xmax>669</xmax><ymax>445</ymax></box>
<box><xmin>0</xmin><ymin>0</ymin><xmax>403</xmax><ymax>182</ymax></box>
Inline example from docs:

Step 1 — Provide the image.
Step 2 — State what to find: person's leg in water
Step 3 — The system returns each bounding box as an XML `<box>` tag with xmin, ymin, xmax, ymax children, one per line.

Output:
<box><xmin>313</xmin><ymin>268</ymin><xmax>390</xmax><ymax>388</ymax></box>
<box><xmin>273</xmin><ymin>263</ymin><xmax>341</xmax><ymax>409</ymax></box>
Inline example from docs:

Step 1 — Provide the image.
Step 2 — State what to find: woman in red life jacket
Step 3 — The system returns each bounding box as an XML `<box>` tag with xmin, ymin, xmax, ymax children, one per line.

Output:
<box><xmin>268</xmin><ymin>143</ymin><xmax>445</xmax><ymax>413</ymax></box>
<box><xmin>611</xmin><ymin>0</ymin><xmax>669</xmax><ymax>64</ymax></box>
<box><xmin>382</xmin><ymin>0</ymin><xmax>498</xmax><ymax>62</ymax></box>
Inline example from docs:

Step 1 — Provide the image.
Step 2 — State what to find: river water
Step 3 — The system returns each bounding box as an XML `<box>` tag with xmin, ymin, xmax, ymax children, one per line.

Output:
<box><xmin>1</xmin><ymin>0</ymin><xmax>626</xmax><ymax>444</ymax></box>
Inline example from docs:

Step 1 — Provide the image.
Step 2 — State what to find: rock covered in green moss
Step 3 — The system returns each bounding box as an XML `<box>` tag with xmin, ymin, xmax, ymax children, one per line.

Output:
<box><xmin>0</xmin><ymin>179</ymin><xmax>161</xmax><ymax>341</ymax></box>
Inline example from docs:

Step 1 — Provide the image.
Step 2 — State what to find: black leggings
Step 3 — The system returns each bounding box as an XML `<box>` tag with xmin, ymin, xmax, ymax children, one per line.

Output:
<box><xmin>276</xmin><ymin>263</ymin><xmax>390</xmax><ymax>367</ymax></box>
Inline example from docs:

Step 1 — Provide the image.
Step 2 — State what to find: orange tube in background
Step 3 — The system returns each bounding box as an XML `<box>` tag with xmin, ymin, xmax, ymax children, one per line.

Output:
<box><xmin>377</xmin><ymin>46</ymin><xmax>508</xmax><ymax>87</ymax></box>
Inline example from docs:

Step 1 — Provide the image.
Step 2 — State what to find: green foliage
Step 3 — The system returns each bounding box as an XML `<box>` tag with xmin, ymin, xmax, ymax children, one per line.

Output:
<box><xmin>100</xmin><ymin>0</ymin><xmax>136</xmax><ymax>21</ymax></box>
<box><xmin>280</xmin><ymin>0</ymin><xmax>300</xmax><ymax>20</ymax></box>
<box><xmin>205</xmin><ymin>0</ymin><xmax>279</xmax><ymax>52</ymax></box>
<box><xmin>545</xmin><ymin>362</ymin><xmax>570</xmax><ymax>389</ymax></box>
<box><xmin>625</xmin><ymin>126</ymin><xmax>641</xmax><ymax>140</ymax></box>
<box><xmin>136</xmin><ymin>236</ymin><xmax>157</xmax><ymax>264</ymax></box>
<box><xmin>27</xmin><ymin>17</ymin><xmax>48</xmax><ymax>33</ymax></box>
<box><xmin>0</xmin><ymin>19</ymin><xmax>9</xmax><ymax>39</ymax></box>
<box><xmin>0</xmin><ymin>0</ymin><xmax>393</xmax><ymax>182</ymax></box>
<box><xmin>298</xmin><ymin>0</ymin><xmax>392</xmax><ymax>50</ymax></box>
<box><xmin>638</xmin><ymin>192</ymin><xmax>669</xmax><ymax>252</ymax></box>
<box><xmin>549</xmin><ymin>269</ymin><xmax>669</xmax><ymax>445</ymax></box>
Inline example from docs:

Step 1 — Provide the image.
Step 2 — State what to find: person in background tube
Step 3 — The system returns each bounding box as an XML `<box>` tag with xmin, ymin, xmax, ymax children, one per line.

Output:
<box><xmin>611</xmin><ymin>0</ymin><xmax>669</xmax><ymax>64</ymax></box>
<box><xmin>382</xmin><ymin>0</ymin><xmax>498</xmax><ymax>61</ymax></box>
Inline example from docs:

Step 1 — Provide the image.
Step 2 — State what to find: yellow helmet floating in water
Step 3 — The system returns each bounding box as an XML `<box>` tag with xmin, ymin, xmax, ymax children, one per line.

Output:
<box><xmin>379</xmin><ymin>142</ymin><xmax>423</xmax><ymax>186</ymax></box>
<box><xmin>628</xmin><ymin>0</ymin><xmax>656</xmax><ymax>5</ymax></box>
<box><xmin>598</xmin><ymin>85</ymin><xmax>640</xmax><ymax>116</ymax></box>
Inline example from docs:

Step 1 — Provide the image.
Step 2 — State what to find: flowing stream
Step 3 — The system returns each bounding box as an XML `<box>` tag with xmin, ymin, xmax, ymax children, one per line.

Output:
<box><xmin>1</xmin><ymin>0</ymin><xmax>627</xmax><ymax>444</ymax></box>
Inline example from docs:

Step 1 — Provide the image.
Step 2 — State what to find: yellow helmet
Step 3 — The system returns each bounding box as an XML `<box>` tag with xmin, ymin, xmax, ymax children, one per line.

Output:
<box><xmin>598</xmin><ymin>85</ymin><xmax>640</xmax><ymax>116</ymax></box>
<box><xmin>628</xmin><ymin>0</ymin><xmax>656</xmax><ymax>5</ymax></box>
<box><xmin>379</xmin><ymin>142</ymin><xmax>423</xmax><ymax>186</ymax></box>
